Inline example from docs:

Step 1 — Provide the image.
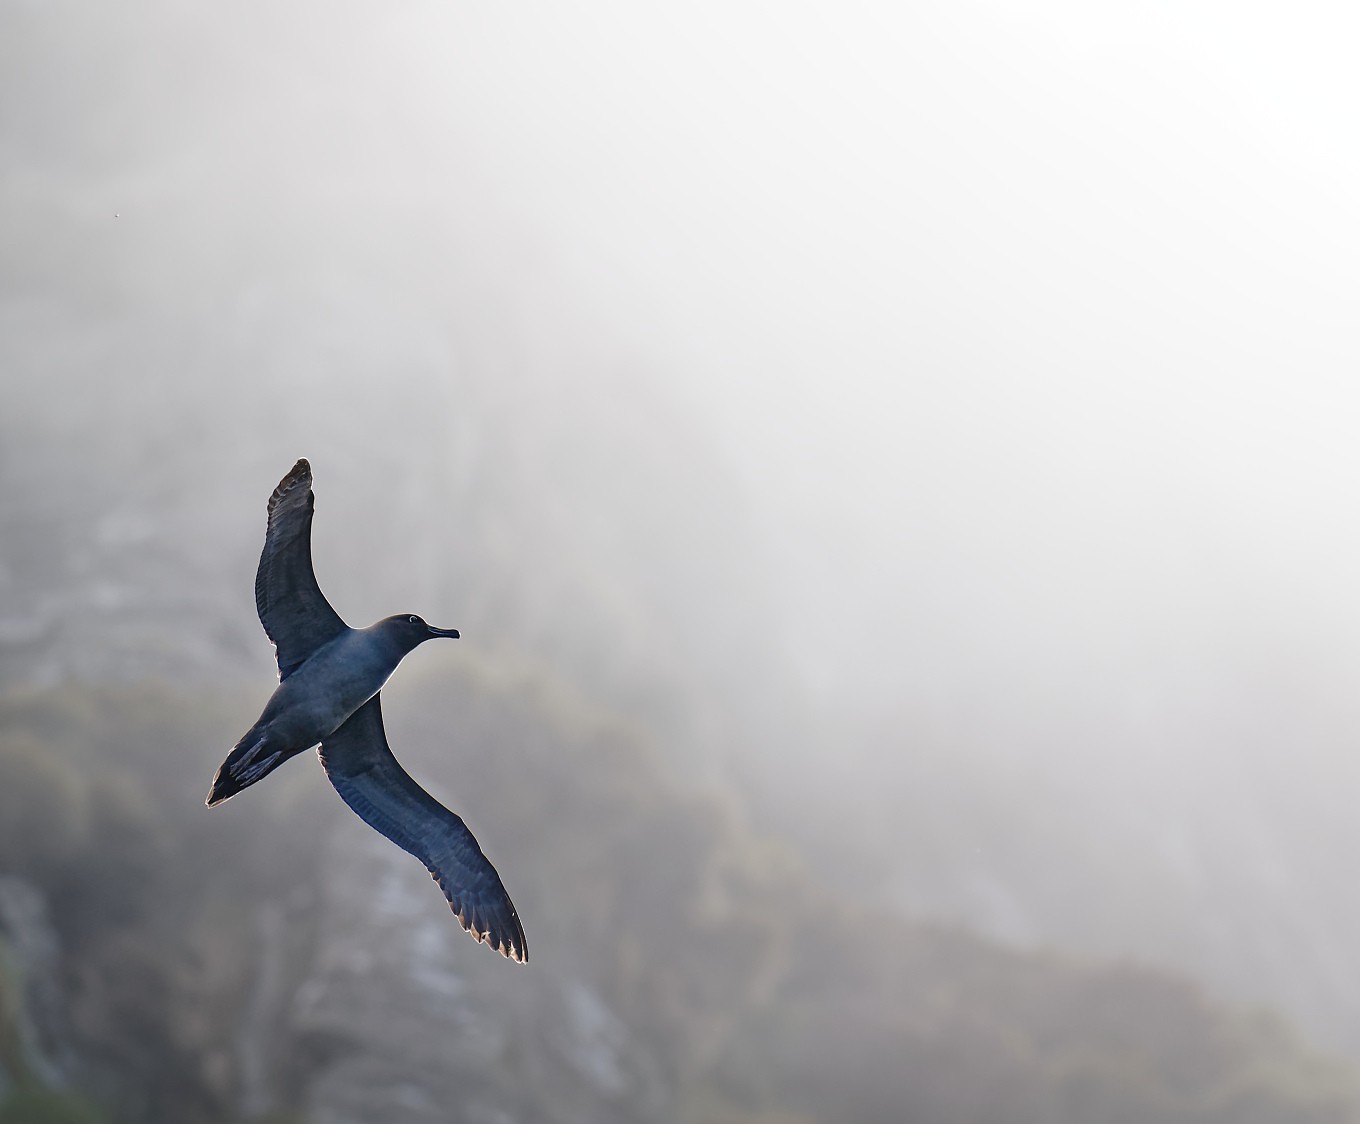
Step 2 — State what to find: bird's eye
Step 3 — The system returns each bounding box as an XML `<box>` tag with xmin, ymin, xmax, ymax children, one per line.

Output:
<box><xmin>408</xmin><ymin>615</ymin><xmax>420</xmax><ymax>625</ymax></box>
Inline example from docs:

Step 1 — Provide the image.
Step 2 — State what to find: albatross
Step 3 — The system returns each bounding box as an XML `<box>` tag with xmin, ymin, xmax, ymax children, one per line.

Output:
<box><xmin>206</xmin><ymin>459</ymin><xmax>527</xmax><ymax>963</ymax></box>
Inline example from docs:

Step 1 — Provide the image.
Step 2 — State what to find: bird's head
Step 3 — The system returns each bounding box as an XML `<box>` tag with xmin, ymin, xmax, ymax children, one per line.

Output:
<box><xmin>375</xmin><ymin>613</ymin><xmax>461</xmax><ymax>653</ymax></box>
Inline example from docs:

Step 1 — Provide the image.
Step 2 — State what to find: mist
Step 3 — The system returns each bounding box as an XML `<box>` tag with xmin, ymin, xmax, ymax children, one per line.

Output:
<box><xmin>3</xmin><ymin>2</ymin><xmax>1360</xmax><ymax>1121</ymax></box>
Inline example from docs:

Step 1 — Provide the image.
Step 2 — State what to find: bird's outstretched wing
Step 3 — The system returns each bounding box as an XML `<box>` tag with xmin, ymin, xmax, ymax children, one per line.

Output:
<box><xmin>319</xmin><ymin>696</ymin><xmax>528</xmax><ymax>963</ymax></box>
<box><xmin>255</xmin><ymin>459</ymin><xmax>348</xmax><ymax>680</ymax></box>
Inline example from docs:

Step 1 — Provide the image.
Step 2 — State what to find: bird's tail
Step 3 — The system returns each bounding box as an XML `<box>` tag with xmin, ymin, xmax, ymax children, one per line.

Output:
<box><xmin>205</xmin><ymin>728</ymin><xmax>293</xmax><ymax>807</ymax></box>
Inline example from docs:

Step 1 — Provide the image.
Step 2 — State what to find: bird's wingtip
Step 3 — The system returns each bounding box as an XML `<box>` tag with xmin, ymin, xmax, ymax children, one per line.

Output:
<box><xmin>280</xmin><ymin>458</ymin><xmax>311</xmax><ymax>489</ymax></box>
<box><xmin>204</xmin><ymin>775</ymin><xmax>238</xmax><ymax>808</ymax></box>
<box><xmin>446</xmin><ymin>892</ymin><xmax>527</xmax><ymax>962</ymax></box>
<box><xmin>269</xmin><ymin>458</ymin><xmax>312</xmax><ymax>500</ymax></box>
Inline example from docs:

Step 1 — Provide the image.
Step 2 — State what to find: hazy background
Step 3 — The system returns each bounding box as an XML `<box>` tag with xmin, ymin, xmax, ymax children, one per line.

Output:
<box><xmin>3</xmin><ymin>2</ymin><xmax>1360</xmax><ymax>1122</ymax></box>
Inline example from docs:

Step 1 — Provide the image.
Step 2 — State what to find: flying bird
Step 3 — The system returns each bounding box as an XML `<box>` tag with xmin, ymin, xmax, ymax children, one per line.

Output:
<box><xmin>207</xmin><ymin>459</ymin><xmax>527</xmax><ymax>963</ymax></box>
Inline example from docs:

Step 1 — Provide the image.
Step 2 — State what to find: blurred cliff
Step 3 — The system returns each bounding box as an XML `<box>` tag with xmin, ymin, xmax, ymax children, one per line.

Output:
<box><xmin>5</xmin><ymin>1</ymin><xmax>1360</xmax><ymax>1121</ymax></box>
<box><xmin>2</xmin><ymin>282</ymin><xmax>1357</xmax><ymax>1121</ymax></box>
<box><xmin>1</xmin><ymin>677</ymin><xmax>1355</xmax><ymax>1124</ymax></box>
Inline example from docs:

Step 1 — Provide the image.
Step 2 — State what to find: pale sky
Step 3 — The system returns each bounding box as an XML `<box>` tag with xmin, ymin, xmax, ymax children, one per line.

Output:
<box><xmin>404</xmin><ymin>1</ymin><xmax>1360</xmax><ymax>702</ymax></box>
<box><xmin>8</xmin><ymin>0</ymin><xmax>1359</xmax><ymax>708</ymax></box>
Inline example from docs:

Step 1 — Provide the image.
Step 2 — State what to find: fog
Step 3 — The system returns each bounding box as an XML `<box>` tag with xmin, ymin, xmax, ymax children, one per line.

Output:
<box><xmin>4</xmin><ymin>2</ymin><xmax>1360</xmax><ymax>1121</ymax></box>
<box><xmin>452</xmin><ymin>0</ymin><xmax>1360</xmax><ymax>696</ymax></box>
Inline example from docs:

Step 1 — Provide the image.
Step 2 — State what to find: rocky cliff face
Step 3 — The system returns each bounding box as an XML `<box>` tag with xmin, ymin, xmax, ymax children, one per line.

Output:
<box><xmin>2</xmin><ymin>19</ymin><xmax>1359</xmax><ymax>1105</ymax></box>
<box><xmin>3</xmin><ymin>351</ymin><xmax>1360</xmax><ymax>1123</ymax></box>
<box><xmin>0</xmin><ymin>877</ymin><xmax>76</xmax><ymax>1093</ymax></box>
<box><xmin>1</xmin><ymin>679</ymin><xmax>1356</xmax><ymax>1124</ymax></box>
<box><xmin>286</xmin><ymin>831</ymin><xmax>666</xmax><ymax>1124</ymax></box>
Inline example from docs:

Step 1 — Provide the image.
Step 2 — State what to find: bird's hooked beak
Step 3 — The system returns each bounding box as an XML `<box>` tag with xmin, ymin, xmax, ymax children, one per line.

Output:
<box><xmin>427</xmin><ymin>625</ymin><xmax>460</xmax><ymax>639</ymax></box>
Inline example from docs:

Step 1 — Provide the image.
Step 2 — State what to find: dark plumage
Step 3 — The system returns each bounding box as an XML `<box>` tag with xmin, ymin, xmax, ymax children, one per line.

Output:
<box><xmin>206</xmin><ymin>459</ymin><xmax>527</xmax><ymax>963</ymax></box>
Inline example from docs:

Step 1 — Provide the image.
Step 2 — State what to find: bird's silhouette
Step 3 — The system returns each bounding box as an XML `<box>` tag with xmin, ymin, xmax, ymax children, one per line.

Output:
<box><xmin>207</xmin><ymin>459</ymin><xmax>526</xmax><ymax>963</ymax></box>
